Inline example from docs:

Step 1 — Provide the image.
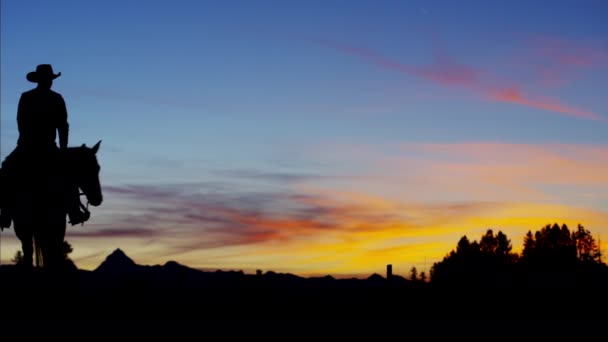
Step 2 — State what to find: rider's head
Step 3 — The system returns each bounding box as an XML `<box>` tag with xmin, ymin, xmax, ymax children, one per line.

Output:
<box><xmin>26</xmin><ymin>64</ymin><xmax>61</xmax><ymax>89</ymax></box>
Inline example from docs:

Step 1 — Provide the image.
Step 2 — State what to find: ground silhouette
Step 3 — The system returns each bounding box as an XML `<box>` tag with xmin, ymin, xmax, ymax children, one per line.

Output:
<box><xmin>1</xmin><ymin>247</ymin><xmax>606</xmax><ymax>338</ymax></box>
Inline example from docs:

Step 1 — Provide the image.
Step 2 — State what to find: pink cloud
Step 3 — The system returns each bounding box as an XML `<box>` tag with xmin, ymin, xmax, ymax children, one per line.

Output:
<box><xmin>489</xmin><ymin>87</ymin><xmax>603</xmax><ymax>121</ymax></box>
<box><xmin>314</xmin><ymin>39</ymin><xmax>480</xmax><ymax>90</ymax></box>
<box><xmin>306</xmin><ymin>140</ymin><xmax>608</xmax><ymax>206</ymax></box>
<box><xmin>504</xmin><ymin>35</ymin><xmax>608</xmax><ymax>88</ymax></box>
<box><xmin>314</xmin><ymin>38</ymin><xmax>604</xmax><ymax>121</ymax></box>
<box><xmin>388</xmin><ymin>142</ymin><xmax>608</xmax><ymax>202</ymax></box>
<box><xmin>531</xmin><ymin>36</ymin><xmax>608</xmax><ymax>68</ymax></box>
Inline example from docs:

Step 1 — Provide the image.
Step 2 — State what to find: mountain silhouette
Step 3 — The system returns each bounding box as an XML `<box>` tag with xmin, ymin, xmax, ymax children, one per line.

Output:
<box><xmin>85</xmin><ymin>248</ymin><xmax>415</xmax><ymax>290</ymax></box>
<box><xmin>94</xmin><ymin>248</ymin><xmax>138</xmax><ymax>273</ymax></box>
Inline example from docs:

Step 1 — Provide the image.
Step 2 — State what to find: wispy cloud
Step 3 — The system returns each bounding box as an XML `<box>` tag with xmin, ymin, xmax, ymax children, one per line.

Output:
<box><xmin>75</xmin><ymin>142</ymin><xmax>608</xmax><ymax>276</ymax></box>
<box><xmin>212</xmin><ymin>169</ymin><xmax>332</xmax><ymax>184</ymax></box>
<box><xmin>66</xmin><ymin>144</ymin><xmax>608</xmax><ymax>275</ymax></box>
<box><xmin>68</xmin><ymin>227</ymin><xmax>159</xmax><ymax>239</ymax></box>
<box><xmin>501</xmin><ymin>35</ymin><xmax>608</xmax><ymax>87</ymax></box>
<box><xmin>88</xmin><ymin>181</ymin><xmax>608</xmax><ymax>275</ymax></box>
<box><xmin>307</xmin><ymin>141</ymin><xmax>608</xmax><ymax>204</ymax></box>
<box><xmin>529</xmin><ymin>36</ymin><xmax>608</xmax><ymax>68</ymax></box>
<box><xmin>312</xmin><ymin>38</ymin><xmax>604</xmax><ymax>121</ymax></box>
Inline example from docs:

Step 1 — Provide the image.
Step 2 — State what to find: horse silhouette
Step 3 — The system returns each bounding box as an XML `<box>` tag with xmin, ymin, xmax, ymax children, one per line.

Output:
<box><xmin>4</xmin><ymin>141</ymin><xmax>103</xmax><ymax>269</ymax></box>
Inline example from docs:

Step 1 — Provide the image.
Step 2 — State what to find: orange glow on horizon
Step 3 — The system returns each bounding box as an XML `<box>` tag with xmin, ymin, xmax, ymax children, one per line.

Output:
<box><xmin>2</xmin><ymin>142</ymin><xmax>606</xmax><ymax>279</ymax></box>
<box><xmin>59</xmin><ymin>200</ymin><xmax>608</xmax><ymax>278</ymax></box>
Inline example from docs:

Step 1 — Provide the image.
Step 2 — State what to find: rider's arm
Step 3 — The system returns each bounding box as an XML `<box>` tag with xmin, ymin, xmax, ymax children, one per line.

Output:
<box><xmin>16</xmin><ymin>93</ymin><xmax>27</xmax><ymax>135</ymax></box>
<box><xmin>57</xmin><ymin>94</ymin><xmax>69</xmax><ymax>149</ymax></box>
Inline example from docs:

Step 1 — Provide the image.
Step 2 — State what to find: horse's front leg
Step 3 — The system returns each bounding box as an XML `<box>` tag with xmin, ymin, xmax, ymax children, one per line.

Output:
<box><xmin>13</xmin><ymin>222</ymin><xmax>33</xmax><ymax>269</ymax></box>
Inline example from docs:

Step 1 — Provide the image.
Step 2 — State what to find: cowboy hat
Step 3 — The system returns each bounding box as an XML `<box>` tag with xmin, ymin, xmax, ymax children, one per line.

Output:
<box><xmin>26</xmin><ymin>64</ymin><xmax>61</xmax><ymax>83</ymax></box>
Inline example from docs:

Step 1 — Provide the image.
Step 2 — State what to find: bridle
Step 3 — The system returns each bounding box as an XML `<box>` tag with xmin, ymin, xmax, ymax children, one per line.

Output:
<box><xmin>77</xmin><ymin>190</ymin><xmax>91</xmax><ymax>226</ymax></box>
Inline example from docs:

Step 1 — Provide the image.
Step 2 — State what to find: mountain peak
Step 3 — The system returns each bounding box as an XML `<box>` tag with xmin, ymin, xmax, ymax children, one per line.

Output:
<box><xmin>95</xmin><ymin>248</ymin><xmax>137</xmax><ymax>272</ymax></box>
<box><xmin>111</xmin><ymin>247</ymin><xmax>127</xmax><ymax>257</ymax></box>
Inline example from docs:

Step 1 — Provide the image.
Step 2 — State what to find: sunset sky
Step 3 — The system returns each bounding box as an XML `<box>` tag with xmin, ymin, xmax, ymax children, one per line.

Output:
<box><xmin>1</xmin><ymin>0</ymin><xmax>607</xmax><ymax>277</ymax></box>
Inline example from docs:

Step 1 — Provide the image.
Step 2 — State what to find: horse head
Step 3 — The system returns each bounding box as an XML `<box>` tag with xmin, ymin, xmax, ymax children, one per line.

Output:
<box><xmin>72</xmin><ymin>140</ymin><xmax>103</xmax><ymax>207</ymax></box>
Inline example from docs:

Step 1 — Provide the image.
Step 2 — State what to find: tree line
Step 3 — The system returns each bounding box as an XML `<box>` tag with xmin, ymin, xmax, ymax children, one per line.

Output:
<box><xmin>429</xmin><ymin>223</ymin><xmax>606</xmax><ymax>288</ymax></box>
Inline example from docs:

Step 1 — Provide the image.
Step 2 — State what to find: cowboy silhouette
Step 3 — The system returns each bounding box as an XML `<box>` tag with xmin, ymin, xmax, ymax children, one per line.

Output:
<box><xmin>0</xmin><ymin>64</ymin><xmax>88</xmax><ymax>229</ymax></box>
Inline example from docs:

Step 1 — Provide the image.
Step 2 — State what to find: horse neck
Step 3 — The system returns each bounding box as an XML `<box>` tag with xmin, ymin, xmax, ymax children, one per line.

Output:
<box><xmin>62</xmin><ymin>148</ymin><xmax>81</xmax><ymax>186</ymax></box>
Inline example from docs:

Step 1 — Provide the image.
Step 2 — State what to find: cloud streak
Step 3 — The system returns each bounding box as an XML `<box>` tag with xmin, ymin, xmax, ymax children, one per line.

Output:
<box><xmin>313</xmin><ymin>38</ymin><xmax>604</xmax><ymax>121</ymax></box>
<box><xmin>75</xmin><ymin>143</ymin><xmax>608</xmax><ymax>277</ymax></box>
<box><xmin>530</xmin><ymin>36</ymin><xmax>608</xmax><ymax>68</ymax></box>
<box><xmin>93</xmin><ymin>184</ymin><xmax>608</xmax><ymax>276</ymax></box>
<box><xmin>59</xmin><ymin>142</ymin><xmax>608</xmax><ymax>276</ymax></box>
<box><xmin>307</xmin><ymin>141</ymin><xmax>608</xmax><ymax>205</ymax></box>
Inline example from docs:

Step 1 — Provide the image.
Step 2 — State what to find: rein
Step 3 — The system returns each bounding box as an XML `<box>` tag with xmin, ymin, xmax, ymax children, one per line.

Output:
<box><xmin>78</xmin><ymin>191</ymin><xmax>91</xmax><ymax>226</ymax></box>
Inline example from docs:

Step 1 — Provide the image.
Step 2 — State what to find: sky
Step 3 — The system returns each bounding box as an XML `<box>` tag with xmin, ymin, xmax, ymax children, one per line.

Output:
<box><xmin>1</xmin><ymin>0</ymin><xmax>607</xmax><ymax>277</ymax></box>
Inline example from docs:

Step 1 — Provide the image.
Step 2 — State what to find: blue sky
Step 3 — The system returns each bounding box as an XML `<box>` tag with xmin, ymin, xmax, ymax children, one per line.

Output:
<box><xmin>1</xmin><ymin>1</ymin><xmax>607</xmax><ymax>276</ymax></box>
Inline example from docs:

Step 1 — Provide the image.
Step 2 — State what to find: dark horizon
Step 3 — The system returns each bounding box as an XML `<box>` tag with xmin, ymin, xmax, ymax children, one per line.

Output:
<box><xmin>2</xmin><ymin>235</ymin><xmax>606</xmax><ymax>338</ymax></box>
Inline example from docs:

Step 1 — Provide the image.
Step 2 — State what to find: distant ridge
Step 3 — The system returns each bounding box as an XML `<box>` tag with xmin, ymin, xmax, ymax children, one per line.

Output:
<box><xmin>73</xmin><ymin>248</ymin><xmax>418</xmax><ymax>290</ymax></box>
<box><xmin>94</xmin><ymin>248</ymin><xmax>138</xmax><ymax>273</ymax></box>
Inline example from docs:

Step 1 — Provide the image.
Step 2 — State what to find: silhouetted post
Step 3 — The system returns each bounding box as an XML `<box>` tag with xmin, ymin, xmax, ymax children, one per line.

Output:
<box><xmin>386</xmin><ymin>264</ymin><xmax>393</xmax><ymax>284</ymax></box>
<box><xmin>256</xmin><ymin>269</ymin><xmax>263</xmax><ymax>277</ymax></box>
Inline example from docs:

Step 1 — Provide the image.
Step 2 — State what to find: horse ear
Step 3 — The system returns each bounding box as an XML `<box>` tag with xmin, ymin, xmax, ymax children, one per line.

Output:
<box><xmin>92</xmin><ymin>140</ymin><xmax>102</xmax><ymax>154</ymax></box>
